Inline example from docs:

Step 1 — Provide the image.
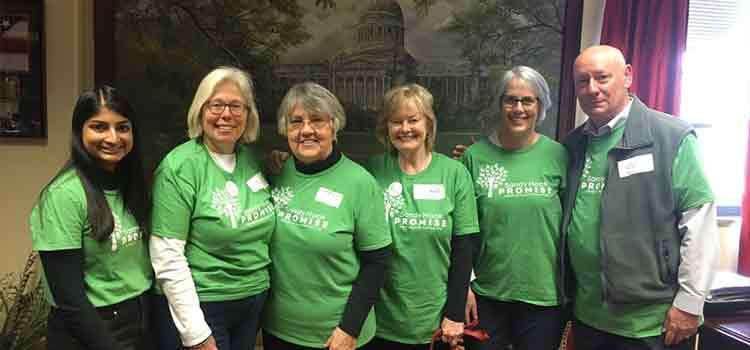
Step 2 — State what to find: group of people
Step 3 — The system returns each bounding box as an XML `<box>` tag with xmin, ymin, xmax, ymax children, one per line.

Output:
<box><xmin>30</xmin><ymin>45</ymin><xmax>717</xmax><ymax>350</ymax></box>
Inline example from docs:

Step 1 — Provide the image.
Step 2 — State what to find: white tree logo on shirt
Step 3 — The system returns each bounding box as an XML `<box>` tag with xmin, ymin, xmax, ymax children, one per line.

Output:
<box><xmin>211</xmin><ymin>181</ymin><xmax>241</xmax><ymax>228</ymax></box>
<box><xmin>477</xmin><ymin>164</ymin><xmax>507</xmax><ymax>198</ymax></box>
<box><xmin>271</xmin><ymin>186</ymin><xmax>294</xmax><ymax>209</ymax></box>
<box><xmin>582</xmin><ymin>156</ymin><xmax>593</xmax><ymax>180</ymax></box>
<box><xmin>384</xmin><ymin>182</ymin><xmax>405</xmax><ymax>221</ymax></box>
<box><xmin>111</xmin><ymin>213</ymin><xmax>123</xmax><ymax>252</ymax></box>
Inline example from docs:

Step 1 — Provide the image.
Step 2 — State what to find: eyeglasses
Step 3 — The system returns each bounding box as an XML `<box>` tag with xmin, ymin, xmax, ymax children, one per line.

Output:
<box><xmin>501</xmin><ymin>95</ymin><xmax>538</xmax><ymax>108</ymax></box>
<box><xmin>206</xmin><ymin>101</ymin><xmax>247</xmax><ymax>116</ymax></box>
<box><xmin>287</xmin><ymin>116</ymin><xmax>332</xmax><ymax>131</ymax></box>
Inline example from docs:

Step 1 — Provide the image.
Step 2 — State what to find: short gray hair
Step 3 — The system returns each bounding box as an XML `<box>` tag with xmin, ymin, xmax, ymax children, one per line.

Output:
<box><xmin>186</xmin><ymin>66</ymin><xmax>260</xmax><ymax>143</ymax></box>
<box><xmin>497</xmin><ymin>66</ymin><xmax>552</xmax><ymax>122</ymax></box>
<box><xmin>277</xmin><ymin>82</ymin><xmax>346</xmax><ymax>137</ymax></box>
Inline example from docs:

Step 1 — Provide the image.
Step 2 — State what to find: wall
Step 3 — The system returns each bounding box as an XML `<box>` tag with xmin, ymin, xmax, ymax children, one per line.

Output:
<box><xmin>0</xmin><ymin>0</ymin><xmax>93</xmax><ymax>274</ymax></box>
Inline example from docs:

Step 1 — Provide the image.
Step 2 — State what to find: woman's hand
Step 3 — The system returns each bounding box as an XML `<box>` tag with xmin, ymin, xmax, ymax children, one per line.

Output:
<box><xmin>441</xmin><ymin>317</ymin><xmax>465</xmax><ymax>347</ymax></box>
<box><xmin>325</xmin><ymin>326</ymin><xmax>357</xmax><ymax>350</ymax></box>
<box><xmin>189</xmin><ymin>335</ymin><xmax>217</xmax><ymax>350</ymax></box>
<box><xmin>267</xmin><ymin>150</ymin><xmax>290</xmax><ymax>175</ymax></box>
<box><xmin>465</xmin><ymin>288</ymin><xmax>478</xmax><ymax>323</ymax></box>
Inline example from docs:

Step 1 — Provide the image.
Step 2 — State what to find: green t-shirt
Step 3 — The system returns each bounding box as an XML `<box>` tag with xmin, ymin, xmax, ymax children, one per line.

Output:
<box><xmin>568</xmin><ymin>125</ymin><xmax>715</xmax><ymax>338</ymax></box>
<box><xmin>263</xmin><ymin>155</ymin><xmax>392</xmax><ymax>348</ymax></box>
<box><xmin>460</xmin><ymin>135</ymin><xmax>567</xmax><ymax>305</ymax></box>
<box><xmin>151</xmin><ymin>139</ymin><xmax>275</xmax><ymax>301</ymax></box>
<box><xmin>365</xmin><ymin>152</ymin><xmax>479</xmax><ymax>344</ymax></box>
<box><xmin>30</xmin><ymin>169</ymin><xmax>152</xmax><ymax>307</ymax></box>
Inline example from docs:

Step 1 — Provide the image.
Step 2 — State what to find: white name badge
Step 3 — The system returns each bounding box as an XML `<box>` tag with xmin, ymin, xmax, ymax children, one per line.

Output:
<box><xmin>246</xmin><ymin>173</ymin><xmax>269</xmax><ymax>192</ymax></box>
<box><xmin>315</xmin><ymin>187</ymin><xmax>344</xmax><ymax>208</ymax></box>
<box><xmin>413</xmin><ymin>184</ymin><xmax>445</xmax><ymax>200</ymax></box>
<box><xmin>617</xmin><ymin>153</ymin><xmax>654</xmax><ymax>178</ymax></box>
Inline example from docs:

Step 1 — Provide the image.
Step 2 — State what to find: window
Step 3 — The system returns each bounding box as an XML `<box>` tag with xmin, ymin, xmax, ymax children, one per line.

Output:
<box><xmin>681</xmin><ymin>0</ymin><xmax>750</xmax><ymax>216</ymax></box>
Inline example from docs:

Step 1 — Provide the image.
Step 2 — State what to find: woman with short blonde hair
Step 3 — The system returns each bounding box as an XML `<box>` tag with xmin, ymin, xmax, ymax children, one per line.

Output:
<box><xmin>364</xmin><ymin>83</ymin><xmax>480</xmax><ymax>350</ymax></box>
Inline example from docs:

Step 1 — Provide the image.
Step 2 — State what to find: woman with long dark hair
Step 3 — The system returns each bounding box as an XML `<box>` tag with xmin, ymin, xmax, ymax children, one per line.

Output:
<box><xmin>29</xmin><ymin>86</ymin><xmax>152</xmax><ymax>350</ymax></box>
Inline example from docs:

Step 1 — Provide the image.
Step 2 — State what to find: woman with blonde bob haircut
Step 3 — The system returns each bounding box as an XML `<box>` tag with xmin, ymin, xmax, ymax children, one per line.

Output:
<box><xmin>364</xmin><ymin>83</ymin><xmax>480</xmax><ymax>350</ymax></box>
<box><xmin>151</xmin><ymin>66</ymin><xmax>276</xmax><ymax>350</ymax></box>
<box><xmin>375</xmin><ymin>84</ymin><xmax>437</xmax><ymax>153</ymax></box>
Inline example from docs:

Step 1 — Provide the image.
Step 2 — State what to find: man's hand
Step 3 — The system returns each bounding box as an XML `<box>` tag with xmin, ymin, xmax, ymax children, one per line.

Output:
<box><xmin>325</xmin><ymin>326</ymin><xmax>357</xmax><ymax>350</ymax></box>
<box><xmin>663</xmin><ymin>306</ymin><xmax>699</xmax><ymax>345</ymax></box>
<box><xmin>440</xmin><ymin>317</ymin><xmax>464</xmax><ymax>347</ymax></box>
<box><xmin>190</xmin><ymin>335</ymin><xmax>218</xmax><ymax>350</ymax></box>
<box><xmin>465</xmin><ymin>288</ymin><xmax>478</xmax><ymax>324</ymax></box>
<box><xmin>451</xmin><ymin>136</ymin><xmax>477</xmax><ymax>159</ymax></box>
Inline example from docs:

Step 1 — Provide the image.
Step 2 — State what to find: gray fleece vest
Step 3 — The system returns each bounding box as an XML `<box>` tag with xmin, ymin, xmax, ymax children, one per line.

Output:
<box><xmin>560</xmin><ymin>97</ymin><xmax>694</xmax><ymax>305</ymax></box>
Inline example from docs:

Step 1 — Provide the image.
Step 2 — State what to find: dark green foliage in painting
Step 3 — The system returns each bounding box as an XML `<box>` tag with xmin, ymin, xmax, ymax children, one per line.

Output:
<box><xmin>441</xmin><ymin>0</ymin><xmax>564</xmax><ymax>136</ymax></box>
<box><xmin>115</xmin><ymin>0</ymin><xmax>317</xmax><ymax>170</ymax></box>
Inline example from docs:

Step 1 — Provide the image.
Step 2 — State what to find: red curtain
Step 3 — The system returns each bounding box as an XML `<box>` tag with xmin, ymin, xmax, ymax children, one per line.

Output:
<box><xmin>738</xmin><ymin>122</ymin><xmax>750</xmax><ymax>276</ymax></box>
<box><xmin>600</xmin><ymin>0</ymin><xmax>688</xmax><ymax>116</ymax></box>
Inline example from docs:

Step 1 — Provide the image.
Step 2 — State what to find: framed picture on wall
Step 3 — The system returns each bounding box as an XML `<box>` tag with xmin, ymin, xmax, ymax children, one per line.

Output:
<box><xmin>0</xmin><ymin>0</ymin><xmax>45</xmax><ymax>138</ymax></box>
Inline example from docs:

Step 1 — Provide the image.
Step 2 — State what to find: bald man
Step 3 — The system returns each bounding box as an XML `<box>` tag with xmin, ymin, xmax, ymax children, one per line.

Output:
<box><xmin>559</xmin><ymin>45</ymin><xmax>718</xmax><ymax>350</ymax></box>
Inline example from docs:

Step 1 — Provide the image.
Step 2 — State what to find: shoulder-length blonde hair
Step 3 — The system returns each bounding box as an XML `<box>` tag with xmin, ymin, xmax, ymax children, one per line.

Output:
<box><xmin>186</xmin><ymin>66</ymin><xmax>260</xmax><ymax>143</ymax></box>
<box><xmin>376</xmin><ymin>84</ymin><xmax>437</xmax><ymax>152</ymax></box>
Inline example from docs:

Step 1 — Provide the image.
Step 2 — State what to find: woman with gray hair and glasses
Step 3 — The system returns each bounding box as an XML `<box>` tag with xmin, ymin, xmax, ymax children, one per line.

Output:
<box><xmin>455</xmin><ymin>66</ymin><xmax>568</xmax><ymax>350</ymax></box>
<box><xmin>262</xmin><ymin>82</ymin><xmax>392</xmax><ymax>350</ymax></box>
<box><xmin>150</xmin><ymin>66</ymin><xmax>275</xmax><ymax>350</ymax></box>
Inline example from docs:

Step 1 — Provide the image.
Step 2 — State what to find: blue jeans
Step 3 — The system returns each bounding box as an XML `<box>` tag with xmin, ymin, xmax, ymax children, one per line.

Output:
<box><xmin>573</xmin><ymin>319</ymin><xmax>696</xmax><ymax>350</ymax></box>
<box><xmin>153</xmin><ymin>290</ymin><xmax>267</xmax><ymax>350</ymax></box>
<box><xmin>466</xmin><ymin>292</ymin><xmax>564</xmax><ymax>350</ymax></box>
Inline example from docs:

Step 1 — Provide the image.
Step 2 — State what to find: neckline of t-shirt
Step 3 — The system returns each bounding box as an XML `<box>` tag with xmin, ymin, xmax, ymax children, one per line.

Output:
<box><xmin>487</xmin><ymin>134</ymin><xmax>545</xmax><ymax>154</ymax></box>
<box><xmin>204</xmin><ymin>144</ymin><xmax>238</xmax><ymax>175</ymax></box>
<box><xmin>293</xmin><ymin>154</ymin><xmax>346</xmax><ymax>178</ymax></box>
<box><xmin>394</xmin><ymin>151</ymin><xmax>436</xmax><ymax>178</ymax></box>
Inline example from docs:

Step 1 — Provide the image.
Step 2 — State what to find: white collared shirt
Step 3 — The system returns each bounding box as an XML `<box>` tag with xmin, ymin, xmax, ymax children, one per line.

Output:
<box><xmin>582</xmin><ymin>99</ymin><xmax>634</xmax><ymax>137</ymax></box>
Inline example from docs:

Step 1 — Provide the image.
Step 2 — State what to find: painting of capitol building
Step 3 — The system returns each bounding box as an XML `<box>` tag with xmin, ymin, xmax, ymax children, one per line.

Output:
<box><xmin>113</xmin><ymin>0</ymin><xmax>564</xmax><ymax>166</ymax></box>
<box><xmin>273</xmin><ymin>0</ymin><xmax>490</xmax><ymax>131</ymax></box>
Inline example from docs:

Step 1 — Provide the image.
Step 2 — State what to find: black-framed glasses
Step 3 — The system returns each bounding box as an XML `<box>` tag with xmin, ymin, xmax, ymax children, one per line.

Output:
<box><xmin>501</xmin><ymin>95</ymin><xmax>538</xmax><ymax>108</ymax></box>
<box><xmin>206</xmin><ymin>101</ymin><xmax>247</xmax><ymax>116</ymax></box>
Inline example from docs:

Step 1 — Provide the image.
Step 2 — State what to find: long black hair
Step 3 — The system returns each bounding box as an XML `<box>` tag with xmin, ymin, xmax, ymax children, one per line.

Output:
<box><xmin>39</xmin><ymin>85</ymin><xmax>150</xmax><ymax>241</ymax></box>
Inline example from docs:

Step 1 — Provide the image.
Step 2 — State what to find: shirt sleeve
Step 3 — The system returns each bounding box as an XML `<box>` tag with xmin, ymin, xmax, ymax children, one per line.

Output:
<box><xmin>671</xmin><ymin>134</ymin><xmax>719</xmax><ymax>316</ymax></box>
<box><xmin>151</xmin><ymin>160</ymin><xmax>195</xmax><ymax>240</ymax></box>
<box><xmin>452</xmin><ymin>164</ymin><xmax>480</xmax><ymax>236</ymax></box>
<box><xmin>353</xmin><ymin>176</ymin><xmax>391</xmax><ymax>251</ymax></box>
<box><xmin>30</xmin><ymin>185</ymin><xmax>86</xmax><ymax>251</ymax></box>
<box><xmin>149</xmin><ymin>235</ymin><xmax>212</xmax><ymax>347</ymax></box>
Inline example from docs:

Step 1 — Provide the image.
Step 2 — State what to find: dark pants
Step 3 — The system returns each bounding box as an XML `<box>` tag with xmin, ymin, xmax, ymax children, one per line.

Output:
<box><xmin>573</xmin><ymin>319</ymin><xmax>696</xmax><ymax>350</ymax></box>
<box><xmin>46</xmin><ymin>292</ymin><xmax>152</xmax><ymax>350</ymax></box>
<box><xmin>153</xmin><ymin>290</ymin><xmax>267</xmax><ymax>350</ymax></box>
<box><xmin>466</xmin><ymin>293</ymin><xmax>564</xmax><ymax>350</ymax></box>
<box><xmin>262</xmin><ymin>331</ymin><xmax>324</xmax><ymax>350</ymax></box>
<box><xmin>360</xmin><ymin>336</ymin><xmax>449</xmax><ymax>350</ymax></box>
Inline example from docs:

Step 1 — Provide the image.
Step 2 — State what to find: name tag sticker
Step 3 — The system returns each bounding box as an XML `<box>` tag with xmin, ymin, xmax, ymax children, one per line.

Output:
<box><xmin>246</xmin><ymin>173</ymin><xmax>269</xmax><ymax>192</ymax></box>
<box><xmin>413</xmin><ymin>184</ymin><xmax>445</xmax><ymax>200</ymax></box>
<box><xmin>617</xmin><ymin>153</ymin><xmax>654</xmax><ymax>178</ymax></box>
<box><xmin>315</xmin><ymin>187</ymin><xmax>344</xmax><ymax>208</ymax></box>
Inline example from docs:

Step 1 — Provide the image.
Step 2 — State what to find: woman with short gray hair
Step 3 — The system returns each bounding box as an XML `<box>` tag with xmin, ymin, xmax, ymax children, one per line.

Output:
<box><xmin>457</xmin><ymin>66</ymin><xmax>568</xmax><ymax>350</ymax></box>
<box><xmin>262</xmin><ymin>82</ymin><xmax>392</xmax><ymax>350</ymax></box>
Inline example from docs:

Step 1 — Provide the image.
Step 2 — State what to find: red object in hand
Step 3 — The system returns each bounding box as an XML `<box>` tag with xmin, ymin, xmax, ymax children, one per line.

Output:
<box><xmin>430</xmin><ymin>320</ymin><xmax>490</xmax><ymax>350</ymax></box>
